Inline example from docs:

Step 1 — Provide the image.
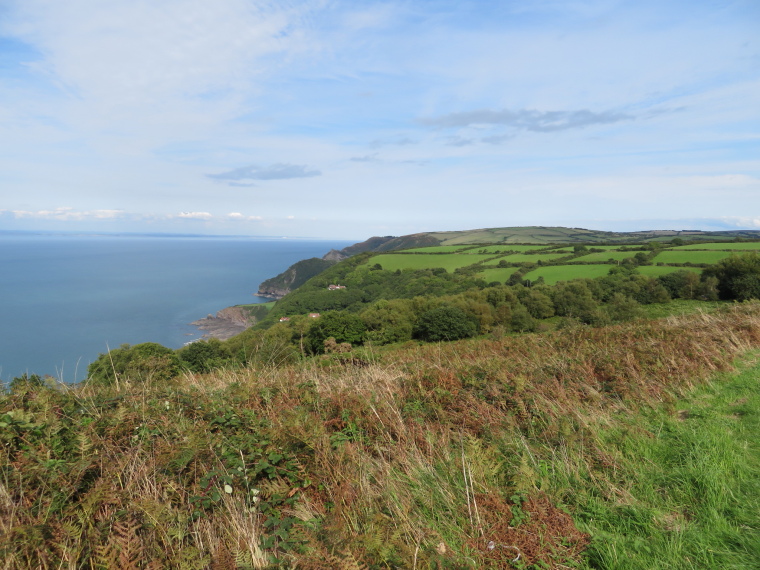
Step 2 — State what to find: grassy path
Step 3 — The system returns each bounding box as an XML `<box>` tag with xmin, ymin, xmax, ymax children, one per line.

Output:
<box><xmin>574</xmin><ymin>355</ymin><xmax>760</xmax><ymax>569</ymax></box>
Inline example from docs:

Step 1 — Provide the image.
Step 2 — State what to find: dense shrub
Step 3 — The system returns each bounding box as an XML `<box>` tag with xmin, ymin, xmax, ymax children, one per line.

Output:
<box><xmin>177</xmin><ymin>338</ymin><xmax>232</xmax><ymax>373</ymax></box>
<box><xmin>704</xmin><ymin>253</ymin><xmax>760</xmax><ymax>301</ymax></box>
<box><xmin>414</xmin><ymin>305</ymin><xmax>478</xmax><ymax>342</ymax></box>
<box><xmin>305</xmin><ymin>311</ymin><xmax>367</xmax><ymax>353</ymax></box>
<box><xmin>87</xmin><ymin>342</ymin><xmax>181</xmax><ymax>385</ymax></box>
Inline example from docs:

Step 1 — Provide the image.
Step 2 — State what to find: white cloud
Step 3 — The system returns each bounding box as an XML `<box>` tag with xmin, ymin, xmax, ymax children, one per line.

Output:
<box><xmin>227</xmin><ymin>212</ymin><xmax>263</xmax><ymax>221</ymax></box>
<box><xmin>4</xmin><ymin>1</ymin><xmax>305</xmax><ymax>111</ymax></box>
<box><xmin>177</xmin><ymin>211</ymin><xmax>213</xmax><ymax>220</ymax></box>
<box><xmin>0</xmin><ymin>1</ymin><xmax>757</xmax><ymax>238</ymax></box>
<box><xmin>7</xmin><ymin>207</ymin><xmax>125</xmax><ymax>221</ymax></box>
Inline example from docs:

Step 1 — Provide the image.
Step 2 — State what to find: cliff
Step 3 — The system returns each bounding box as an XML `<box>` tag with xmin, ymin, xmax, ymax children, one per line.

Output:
<box><xmin>257</xmin><ymin>257</ymin><xmax>337</xmax><ymax>299</ymax></box>
<box><xmin>191</xmin><ymin>305</ymin><xmax>269</xmax><ymax>340</ymax></box>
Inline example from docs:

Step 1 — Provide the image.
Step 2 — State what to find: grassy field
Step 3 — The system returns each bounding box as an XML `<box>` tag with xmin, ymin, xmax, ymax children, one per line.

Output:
<box><xmin>368</xmin><ymin>252</ymin><xmax>494</xmax><ymax>272</ymax></box>
<box><xmin>655</xmin><ymin>250</ymin><xmax>735</xmax><ymax>264</ymax></box>
<box><xmin>673</xmin><ymin>242</ymin><xmax>760</xmax><ymax>250</ymax></box>
<box><xmin>435</xmin><ymin>226</ymin><xmax>611</xmax><ymax>245</ymax></box>
<box><xmin>521</xmin><ymin>264</ymin><xmax>615</xmax><ymax>284</ymax></box>
<box><xmin>637</xmin><ymin>265</ymin><xmax>702</xmax><ymax>278</ymax></box>
<box><xmin>480</xmin><ymin>264</ymin><xmax>700</xmax><ymax>286</ymax></box>
<box><xmin>402</xmin><ymin>245</ymin><xmax>471</xmax><ymax>253</ymax></box>
<box><xmin>495</xmin><ymin>252</ymin><xmax>571</xmax><ymax>263</ymax></box>
<box><xmin>575</xmin><ymin>251</ymin><xmax>645</xmax><ymax>262</ymax></box>
<box><xmin>470</xmin><ymin>245</ymin><xmax>551</xmax><ymax>253</ymax></box>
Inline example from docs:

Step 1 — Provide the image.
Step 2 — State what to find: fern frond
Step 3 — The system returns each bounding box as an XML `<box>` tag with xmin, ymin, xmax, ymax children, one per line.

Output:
<box><xmin>113</xmin><ymin>516</ymin><xmax>143</xmax><ymax>570</ymax></box>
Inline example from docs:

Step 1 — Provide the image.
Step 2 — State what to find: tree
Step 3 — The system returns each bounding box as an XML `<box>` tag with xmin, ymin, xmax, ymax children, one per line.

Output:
<box><xmin>8</xmin><ymin>373</ymin><xmax>44</xmax><ymax>393</ymax></box>
<box><xmin>177</xmin><ymin>339</ymin><xmax>231</xmax><ymax>373</ymax></box>
<box><xmin>704</xmin><ymin>253</ymin><xmax>760</xmax><ymax>301</ymax></box>
<box><xmin>87</xmin><ymin>342</ymin><xmax>181</xmax><ymax>386</ymax></box>
<box><xmin>305</xmin><ymin>311</ymin><xmax>366</xmax><ymax>354</ymax></box>
<box><xmin>552</xmin><ymin>282</ymin><xmax>600</xmax><ymax>323</ymax></box>
<box><xmin>414</xmin><ymin>306</ymin><xmax>478</xmax><ymax>342</ymax></box>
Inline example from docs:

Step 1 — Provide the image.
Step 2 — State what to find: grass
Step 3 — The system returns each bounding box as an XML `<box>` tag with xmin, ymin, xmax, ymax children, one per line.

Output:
<box><xmin>472</xmin><ymin>245</ymin><xmax>551</xmax><ymax>253</ymax></box>
<box><xmin>569</xmin><ymin>353</ymin><xmax>760</xmax><ymax>569</ymax></box>
<box><xmin>637</xmin><ymin>265</ymin><xmax>702</xmax><ymax>278</ymax></box>
<box><xmin>4</xmin><ymin>305</ymin><xmax>760</xmax><ymax>568</ymax></box>
<box><xmin>673</xmin><ymin>242</ymin><xmax>760</xmax><ymax>250</ymax></box>
<box><xmin>521</xmin><ymin>264</ymin><xmax>615</xmax><ymax>284</ymax></box>
<box><xmin>495</xmin><ymin>252</ymin><xmax>572</xmax><ymax>263</ymax></box>
<box><xmin>402</xmin><ymin>245</ymin><xmax>473</xmax><ymax>253</ymax></box>
<box><xmin>368</xmin><ymin>252</ymin><xmax>494</xmax><ymax>272</ymax></box>
<box><xmin>655</xmin><ymin>250</ymin><xmax>735</xmax><ymax>264</ymax></box>
<box><xmin>637</xmin><ymin>299</ymin><xmax>724</xmax><ymax>320</ymax></box>
<box><xmin>575</xmin><ymin>251</ymin><xmax>645</xmax><ymax>262</ymax></box>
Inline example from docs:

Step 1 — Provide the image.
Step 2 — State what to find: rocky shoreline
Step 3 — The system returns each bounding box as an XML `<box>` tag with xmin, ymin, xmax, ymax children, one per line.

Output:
<box><xmin>190</xmin><ymin>306</ymin><xmax>254</xmax><ymax>341</ymax></box>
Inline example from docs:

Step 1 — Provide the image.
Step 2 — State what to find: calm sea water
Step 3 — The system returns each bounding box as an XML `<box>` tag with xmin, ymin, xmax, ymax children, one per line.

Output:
<box><xmin>0</xmin><ymin>234</ymin><xmax>353</xmax><ymax>382</ymax></box>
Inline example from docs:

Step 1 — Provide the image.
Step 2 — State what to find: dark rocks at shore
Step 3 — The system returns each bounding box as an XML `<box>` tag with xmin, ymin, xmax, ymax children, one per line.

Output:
<box><xmin>190</xmin><ymin>307</ymin><xmax>254</xmax><ymax>340</ymax></box>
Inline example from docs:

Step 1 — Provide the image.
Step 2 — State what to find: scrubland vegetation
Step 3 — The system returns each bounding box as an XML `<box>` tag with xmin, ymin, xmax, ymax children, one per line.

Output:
<box><xmin>3</xmin><ymin>241</ymin><xmax>760</xmax><ymax>568</ymax></box>
<box><xmin>3</xmin><ymin>306</ymin><xmax>760</xmax><ymax>568</ymax></box>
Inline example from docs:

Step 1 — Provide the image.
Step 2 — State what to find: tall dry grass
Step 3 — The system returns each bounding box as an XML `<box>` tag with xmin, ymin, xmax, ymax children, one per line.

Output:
<box><xmin>2</xmin><ymin>304</ymin><xmax>760</xmax><ymax>567</ymax></box>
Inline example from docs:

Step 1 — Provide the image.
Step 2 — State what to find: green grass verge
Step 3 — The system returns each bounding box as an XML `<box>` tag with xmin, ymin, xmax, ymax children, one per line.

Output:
<box><xmin>570</xmin><ymin>354</ymin><xmax>760</xmax><ymax>569</ymax></box>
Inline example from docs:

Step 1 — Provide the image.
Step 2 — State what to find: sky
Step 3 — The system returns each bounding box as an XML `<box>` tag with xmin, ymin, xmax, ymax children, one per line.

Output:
<box><xmin>0</xmin><ymin>0</ymin><xmax>758</xmax><ymax>240</ymax></box>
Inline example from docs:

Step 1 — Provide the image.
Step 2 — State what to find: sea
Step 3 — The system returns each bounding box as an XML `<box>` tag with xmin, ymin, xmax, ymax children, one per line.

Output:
<box><xmin>0</xmin><ymin>233</ymin><xmax>354</xmax><ymax>383</ymax></box>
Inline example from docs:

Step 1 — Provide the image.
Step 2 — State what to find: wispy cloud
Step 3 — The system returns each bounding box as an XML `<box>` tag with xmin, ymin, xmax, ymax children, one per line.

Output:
<box><xmin>177</xmin><ymin>211</ymin><xmax>213</xmax><ymax>220</ymax></box>
<box><xmin>419</xmin><ymin>108</ymin><xmax>634</xmax><ymax>132</ymax></box>
<box><xmin>227</xmin><ymin>212</ymin><xmax>263</xmax><ymax>221</ymax></box>
<box><xmin>6</xmin><ymin>207</ymin><xmax>126</xmax><ymax>221</ymax></box>
<box><xmin>207</xmin><ymin>163</ymin><xmax>321</xmax><ymax>184</ymax></box>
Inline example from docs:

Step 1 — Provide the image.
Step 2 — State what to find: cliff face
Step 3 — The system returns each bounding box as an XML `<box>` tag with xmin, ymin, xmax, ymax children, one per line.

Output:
<box><xmin>257</xmin><ymin>257</ymin><xmax>336</xmax><ymax>299</ymax></box>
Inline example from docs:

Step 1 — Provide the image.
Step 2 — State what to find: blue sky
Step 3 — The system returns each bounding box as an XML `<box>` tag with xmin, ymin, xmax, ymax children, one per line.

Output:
<box><xmin>0</xmin><ymin>0</ymin><xmax>758</xmax><ymax>239</ymax></box>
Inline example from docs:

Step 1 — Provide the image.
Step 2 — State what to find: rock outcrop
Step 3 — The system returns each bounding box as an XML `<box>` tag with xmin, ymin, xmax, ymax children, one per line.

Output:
<box><xmin>191</xmin><ymin>307</ymin><xmax>257</xmax><ymax>340</ymax></box>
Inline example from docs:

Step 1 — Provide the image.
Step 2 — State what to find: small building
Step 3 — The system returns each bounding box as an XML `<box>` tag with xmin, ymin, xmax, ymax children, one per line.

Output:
<box><xmin>279</xmin><ymin>317</ymin><xmax>291</xmax><ymax>322</ymax></box>
<box><xmin>328</xmin><ymin>284</ymin><xmax>346</xmax><ymax>290</ymax></box>
<box><xmin>309</xmin><ymin>313</ymin><xmax>320</xmax><ymax>318</ymax></box>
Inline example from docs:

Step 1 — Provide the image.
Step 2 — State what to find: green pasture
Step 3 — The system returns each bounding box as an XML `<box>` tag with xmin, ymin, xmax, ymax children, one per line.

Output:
<box><xmin>522</xmin><ymin>264</ymin><xmax>615</xmax><ymax>284</ymax></box>
<box><xmin>497</xmin><ymin>252</ymin><xmax>572</xmax><ymax>263</ymax></box>
<box><xmin>588</xmin><ymin>245</ymin><xmax>638</xmax><ymax>250</ymax></box>
<box><xmin>477</xmin><ymin>267</ymin><xmax>519</xmax><ymax>284</ymax></box>
<box><xmin>671</xmin><ymin>242</ymin><xmax>760</xmax><ymax>250</ymax></box>
<box><xmin>655</xmin><ymin>250</ymin><xmax>734</xmax><ymax>265</ymax></box>
<box><xmin>401</xmin><ymin>245</ymin><xmax>471</xmax><ymax>253</ymax></box>
<box><xmin>637</xmin><ymin>265</ymin><xmax>702</xmax><ymax>278</ymax></box>
<box><xmin>368</xmin><ymin>253</ymin><xmax>493</xmax><ymax>272</ymax></box>
<box><xmin>575</xmin><ymin>251</ymin><xmax>644</xmax><ymax>263</ymax></box>
<box><xmin>470</xmin><ymin>244</ymin><xmax>550</xmax><ymax>253</ymax></box>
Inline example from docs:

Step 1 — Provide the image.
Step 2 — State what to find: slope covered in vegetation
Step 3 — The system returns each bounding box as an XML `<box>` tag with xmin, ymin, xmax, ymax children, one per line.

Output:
<box><xmin>3</xmin><ymin>305</ymin><xmax>760</xmax><ymax>568</ymax></box>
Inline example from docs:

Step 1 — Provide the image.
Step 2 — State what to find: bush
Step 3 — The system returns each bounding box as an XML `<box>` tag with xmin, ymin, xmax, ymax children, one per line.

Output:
<box><xmin>414</xmin><ymin>306</ymin><xmax>478</xmax><ymax>342</ymax></box>
<box><xmin>305</xmin><ymin>311</ymin><xmax>367</xmax><ymax>354</ymax></box>
<box><xmin>704</xmin><ymin>253</ymin><xmax>760</xmax><ymax>301</ymax></box>
<box><xmin>177</xmin><ymin>339</ymin><xmax>232</xmax><ymax>373</ymax></box>
<box><xmin>87</xmin><ymin>342</ymin><xmax>181</xmax><ymax>385</ymax></box>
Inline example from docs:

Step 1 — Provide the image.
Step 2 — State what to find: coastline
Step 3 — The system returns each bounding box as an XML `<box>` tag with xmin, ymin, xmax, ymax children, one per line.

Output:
<box><xmin>190</xmin><ymin>306</ymin><xmax>254</xmax><ymax>341</ymax></box>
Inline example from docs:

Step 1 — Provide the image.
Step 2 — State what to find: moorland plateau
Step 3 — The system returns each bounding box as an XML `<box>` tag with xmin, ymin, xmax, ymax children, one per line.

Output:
<box><xmin>3</xmin><ymin>226</ymin><xmax>760</xmax><ymax>568</ymax></box>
